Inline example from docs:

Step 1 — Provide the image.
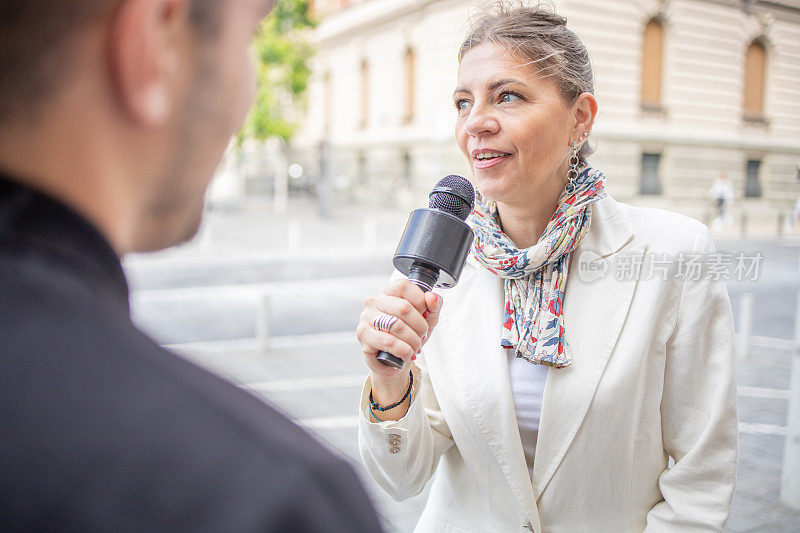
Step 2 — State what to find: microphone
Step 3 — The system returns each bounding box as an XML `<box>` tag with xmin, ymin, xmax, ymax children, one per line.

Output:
<box><xmin>376</xmin><ymin>175</ymin><xmax>475</xmax><ymax>369</ymax></box>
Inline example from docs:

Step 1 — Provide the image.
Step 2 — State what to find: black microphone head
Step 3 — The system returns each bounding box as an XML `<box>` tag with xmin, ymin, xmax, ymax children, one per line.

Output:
<box><xmin>428</xmin><ymin>175</ymin><xmax>474</xmax><ymax>221</ymax></box>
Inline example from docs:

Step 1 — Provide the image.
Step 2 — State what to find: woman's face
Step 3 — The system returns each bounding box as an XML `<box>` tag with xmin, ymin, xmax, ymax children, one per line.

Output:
<box><xmin>454</xmin><ymin>43</ymin><xmax>574</xmax><ymax>207</ymax></box>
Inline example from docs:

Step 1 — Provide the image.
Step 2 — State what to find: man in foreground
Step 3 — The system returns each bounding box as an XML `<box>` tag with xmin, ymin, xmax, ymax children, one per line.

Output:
<box><xmin>0</xmin><ymin>1</ymin><xmax>381</xmax><ymax>530</ymax></box>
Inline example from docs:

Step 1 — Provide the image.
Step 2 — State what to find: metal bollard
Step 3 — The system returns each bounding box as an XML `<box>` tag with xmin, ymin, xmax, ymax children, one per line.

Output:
<box><xmin>257</xmin><ymin>293</ymin><xmax>271</xmax><ymax>354</ymax></box>
<box><xmin>362</xmin><ymin>215</ymin><xmax>377</xmax><ymax>249</ymax></box>
<box><xmin>740</xmin><ymin>212</ymin><xmax>748</xmax><ymax>240</ymax></box>
<box><xmin>287</xmin><ymin>219</ymin><xmax>301</xmax><ymax>251</ymax></box>
<box><xmin>198</xmin><ymin>219</ymin><xmax>214</xmax><ymax>252</ymax></box>
<box><xmin>781</xmin><ymin>293</ymin><xmax>800</xmax><ymax>510</ymax></box>
<box><xmin>735</xmin><ymin>292</ymin><xmax>754</xmax><ymax>361</ymax></box>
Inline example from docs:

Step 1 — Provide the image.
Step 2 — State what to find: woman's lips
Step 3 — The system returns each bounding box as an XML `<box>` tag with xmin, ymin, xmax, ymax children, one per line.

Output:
<box><xmin>473</xmin><ymin>154</ymin><xmax>511</xmax><ymax>169</ymax></box>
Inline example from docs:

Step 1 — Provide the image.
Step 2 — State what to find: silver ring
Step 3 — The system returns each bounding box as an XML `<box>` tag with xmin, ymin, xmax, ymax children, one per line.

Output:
<box><xmin>409</xmin><ymin>279</ymin><xmax>433</xmax><ymax>292</ymax></box>
<box><xmin>372</xmin><ymin>312</ymin><xmax>399</xmax><ymax>333</ymax></box>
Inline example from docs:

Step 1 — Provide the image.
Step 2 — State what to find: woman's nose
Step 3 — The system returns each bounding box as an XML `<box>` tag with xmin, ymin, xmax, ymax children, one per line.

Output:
<box><xmin>464</xmin><ymin>104</ymin><xmax>500</xmax><ymax>137</ymax></box>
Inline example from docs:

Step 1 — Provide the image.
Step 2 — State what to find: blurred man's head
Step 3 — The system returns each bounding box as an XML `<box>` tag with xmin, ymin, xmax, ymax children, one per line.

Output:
<box><xmin>0</xmin><ymin>0</ymin><xmax>274</xmax><ymax>253</ymax></box>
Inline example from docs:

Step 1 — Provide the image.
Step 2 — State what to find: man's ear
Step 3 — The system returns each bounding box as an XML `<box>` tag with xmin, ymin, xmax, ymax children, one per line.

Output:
<box><xmin>571</xmin><ymin>92</ymin><xmax>598</xmax><ymax>138</ymax></box>
<box><xmin>108</xmin><ymin>0</ymin><xmax>189</xmax><ymax>126</ymax></box>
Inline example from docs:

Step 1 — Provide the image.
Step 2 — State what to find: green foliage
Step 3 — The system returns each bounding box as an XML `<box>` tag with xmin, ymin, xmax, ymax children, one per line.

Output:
<box><xmin>239</xmin><ymin>0</ymin><xmax>315</xmax><ymax>143</ymax></box>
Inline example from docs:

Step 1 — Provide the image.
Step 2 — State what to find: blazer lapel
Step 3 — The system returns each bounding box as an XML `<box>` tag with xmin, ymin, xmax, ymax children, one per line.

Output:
<box><xmin>532</xmin><ymin>196</ymin><xmax>645</xmax><ymax>499</ymax></box>
<box><xmin>434</xmin><ymin>259</ymin><xmax>541</xmax><ymax>528</ymax></box>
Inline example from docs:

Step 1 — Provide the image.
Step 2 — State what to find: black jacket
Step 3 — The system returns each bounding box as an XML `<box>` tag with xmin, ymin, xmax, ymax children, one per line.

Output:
<box><xmin>0</xmin><ymin>174</ymin><xmax>382</xmax><ymax>532</ymax></box>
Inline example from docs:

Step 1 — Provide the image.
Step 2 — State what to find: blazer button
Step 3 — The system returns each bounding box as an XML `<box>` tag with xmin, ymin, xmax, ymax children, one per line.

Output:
<box><xmin>389</xmin><ymin>446</ymin><xmax>401</xmax><ymax>454</ymax></box>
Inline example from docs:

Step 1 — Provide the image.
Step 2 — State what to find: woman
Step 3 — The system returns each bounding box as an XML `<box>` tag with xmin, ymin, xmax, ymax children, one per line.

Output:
<box><xmin>356</xmin><ymin>5</ymin><xmax>738</xmax><ymax>532</ymax></box>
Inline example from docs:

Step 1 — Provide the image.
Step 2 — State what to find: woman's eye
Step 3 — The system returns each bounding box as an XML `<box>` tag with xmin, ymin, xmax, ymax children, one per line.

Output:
<box><xmin>499</xmin><ymin>92</ymin><xmax>522</xmax><ymax>103</ymax></box>
<box><xmin>455</xmin><ymin>99</ymin><xmax>471</xmax><ymax>112</ymax></box>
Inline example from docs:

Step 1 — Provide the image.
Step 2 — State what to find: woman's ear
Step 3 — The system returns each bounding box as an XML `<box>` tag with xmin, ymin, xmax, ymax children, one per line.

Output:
<box><xmin>571</xmin><ymin>92</ymin><xmax>598</xmax><ymax>139</ymax></box>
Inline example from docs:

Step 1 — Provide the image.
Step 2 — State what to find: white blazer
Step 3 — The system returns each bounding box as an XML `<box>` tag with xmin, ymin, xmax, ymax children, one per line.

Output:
<box><xmin>359</xmin><ymin>195</ymin><xmax>738</xmax><ymax>533</ymax></box>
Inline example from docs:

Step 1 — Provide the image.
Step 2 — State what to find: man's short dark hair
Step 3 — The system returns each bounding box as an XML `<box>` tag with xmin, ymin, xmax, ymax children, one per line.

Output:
<box><xmin>0</xmin><ymin>0</ymin><xmax>220</xmax><ymax>123</ymax></box>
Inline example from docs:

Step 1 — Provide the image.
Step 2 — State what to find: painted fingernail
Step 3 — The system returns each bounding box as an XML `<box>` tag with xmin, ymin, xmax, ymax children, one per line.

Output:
<box><xmin>412</xmin><ymin>355</ymin><xmax>417</xmax><ymax>361</ymax></box>
<box><xmin>423</xmin><ymin>310</ymin><xmax>429</xmax><ymax>319</ymax></box>
<box><xmin>422</xmin><ymin>334</ymin><xmax>427</xmax><ymax>341</ymax></box>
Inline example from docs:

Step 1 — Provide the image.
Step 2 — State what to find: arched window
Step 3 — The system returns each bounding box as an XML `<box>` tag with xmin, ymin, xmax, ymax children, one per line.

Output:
<box><xmin>360</xmin><ymin>58</ymin><xmax>369</xmax><ymax>129</ymax></box>
<box><xmin>404</xmin><ymin>47</ymin><xmax>416</xmax><ymax>123</ymax></box>
<box><xmin>743</xmin><ymin>40</ymin><xmax>766</xmax><ymax>119</ymax></box>
<box><xmin>641</xmin><ymin>18</ymin><xmax>664</xmax><ymax>109</ymax></box>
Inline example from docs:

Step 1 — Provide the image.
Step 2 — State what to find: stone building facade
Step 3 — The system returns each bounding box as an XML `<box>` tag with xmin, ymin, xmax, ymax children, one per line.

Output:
<box><xmin>291</xmin><ymin>0</ymin><xmax>800</xmax><ymax>226</ymax></box>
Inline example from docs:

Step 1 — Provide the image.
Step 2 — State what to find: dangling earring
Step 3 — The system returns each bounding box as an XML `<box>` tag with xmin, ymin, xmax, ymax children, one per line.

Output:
<box><xmin>567</xmin><ymin>131</ymin><xmax>590</xmax><ymax>186</ymax></box>
<box><xmin>567</xmin><ymin>142</ymin><xmax>580</xmax><ymax>185</ymax></box>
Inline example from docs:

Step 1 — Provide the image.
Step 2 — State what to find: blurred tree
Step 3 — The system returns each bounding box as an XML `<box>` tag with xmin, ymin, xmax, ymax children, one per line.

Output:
<box><xmin>239</xmin><ymin>0</ymin><xmax>315</xmax><ymax>143</ymax></box>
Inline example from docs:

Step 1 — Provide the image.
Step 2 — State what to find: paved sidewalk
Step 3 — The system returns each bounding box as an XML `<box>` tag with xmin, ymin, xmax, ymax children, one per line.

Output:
<box><xmin>732</xmin><ymin>347</ymin><xmax>800</xmax><ymax>532</ymax></box>
<box><xmin>129</xmin><ymin>195</ymin><xmax>800</xmax><ymax>263</ymax></box>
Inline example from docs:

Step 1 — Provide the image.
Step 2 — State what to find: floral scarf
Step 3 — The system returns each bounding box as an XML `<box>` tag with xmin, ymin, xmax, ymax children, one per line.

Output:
<box><xmin>467</xmin><ymin>166</ymin><xmax>607</xmax><ymax>368</ymax></box>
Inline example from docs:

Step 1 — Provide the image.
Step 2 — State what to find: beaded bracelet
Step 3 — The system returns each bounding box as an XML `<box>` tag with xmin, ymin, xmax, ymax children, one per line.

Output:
<box><xmin>368</xmin><ymin>407</ymin><xmax>381</xmax><ymax>422</ymax></box>
<box><xmin>369</xmin><ymin>371</ymin><xmax>413</xmax><ymax>412</ymax></box>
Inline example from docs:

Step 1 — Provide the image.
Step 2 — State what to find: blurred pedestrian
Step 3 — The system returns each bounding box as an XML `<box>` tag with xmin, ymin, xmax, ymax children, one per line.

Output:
<box><xmin>356</xmin><ymin>4</ymin><xmax>737</xmax><ymax>532</ymax></box>
<box><xmin>0</xmin><ymin>1</ymin><xmax>381</xmax><ymax>531</ymax></box>
<box><xmin>709</xmin><ymin>171</ymin><xmax>735</xmax><ymax>228</ymax></box>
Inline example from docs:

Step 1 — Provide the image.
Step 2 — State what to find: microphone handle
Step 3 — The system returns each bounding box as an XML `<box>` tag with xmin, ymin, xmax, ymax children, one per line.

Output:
<box><xmin>376</xmin><ymin>263</ymin><xmax>439</xmax><ymax>370</ymax></box>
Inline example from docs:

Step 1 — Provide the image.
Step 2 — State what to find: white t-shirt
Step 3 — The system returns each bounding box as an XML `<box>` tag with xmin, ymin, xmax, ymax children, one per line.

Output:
<box><xmin>507</xmin><ymin>349</ymin><xmax>549</xmax><ymax>476</ymax></box>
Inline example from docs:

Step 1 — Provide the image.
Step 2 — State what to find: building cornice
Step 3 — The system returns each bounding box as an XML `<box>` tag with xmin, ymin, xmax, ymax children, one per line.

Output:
<box><xmin>312</xmin><ymin>0</ymin><xmax>482</xmax><ymax>47</ymax></box>
<box><xmin>314</xmin><ymin>0</ymin><xmax>438</xmax><ymax>47</ymax></box>
<box><xmin>310</xmin><ymin>127</ymin><xmax>800</xmax><ymax>156</ymax></box>
<box><xmin>756</xmin><ymin>0</ymin><xmax>800</xmax><ymax>12</ymax></box>
<box><xmin>754</xmin><ymin>0</ymin><xmax>800</xmax><ymax>23</ymax></box>
<box><xmin>584</xmin><ymin>126</ymin><xmax>800</xmax><ymax>155</ymax></box>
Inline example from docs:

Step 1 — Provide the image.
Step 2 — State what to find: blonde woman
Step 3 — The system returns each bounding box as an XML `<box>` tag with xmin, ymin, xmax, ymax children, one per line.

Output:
<box><xmin>356</xmin><ymin>5</ymin><xmax>737</xmax><ymax>532</ymax></box>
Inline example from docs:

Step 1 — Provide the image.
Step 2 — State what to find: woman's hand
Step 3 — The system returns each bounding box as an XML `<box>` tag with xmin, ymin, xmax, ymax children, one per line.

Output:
<box><xmin>357</xmin><ymin>279</ymin><xmax>443</xmax><ymax>417</ymax></box>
